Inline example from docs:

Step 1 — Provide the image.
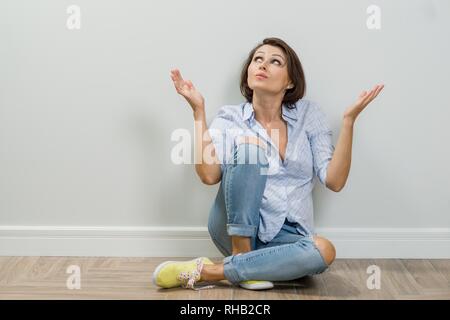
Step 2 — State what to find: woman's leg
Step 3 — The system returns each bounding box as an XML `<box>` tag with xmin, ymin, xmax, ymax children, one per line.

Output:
<box><xmin>205</xmin><ymin>143</ymin><xmax>333</xmax><ymax>284</ymax></box>
<box><xmin>207</xmin><ymin>141</ymin><xmax>268</xmax><ymax>257</ymax></box>
<box><xmin>202</xmin><ymin>221</ymin><xmax>332</xmax><ymax>283</ymax></box>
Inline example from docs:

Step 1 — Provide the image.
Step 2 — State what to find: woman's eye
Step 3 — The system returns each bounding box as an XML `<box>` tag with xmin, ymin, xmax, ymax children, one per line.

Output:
<box><xmin>254</xmin><ymin>56</ymin><xmax>281</xmax><ymax>65</ymax></box>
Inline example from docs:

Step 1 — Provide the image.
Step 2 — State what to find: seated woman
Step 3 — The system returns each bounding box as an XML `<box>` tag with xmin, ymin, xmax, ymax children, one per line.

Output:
<box><xmin>153</xmin><ymin>37</ymin><xmax>383</xmax><ymax>290</ymax></box>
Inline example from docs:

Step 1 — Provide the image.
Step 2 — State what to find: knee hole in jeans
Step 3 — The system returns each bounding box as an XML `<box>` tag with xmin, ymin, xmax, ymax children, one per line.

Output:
<box><xmin>233</xmin><ymin>140</ymin><xmax>268</xmax><ymax>166</ymax></box>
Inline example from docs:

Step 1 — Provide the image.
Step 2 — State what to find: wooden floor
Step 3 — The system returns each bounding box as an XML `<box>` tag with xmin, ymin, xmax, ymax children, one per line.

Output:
<box><xmin>0</xmin><ymin>257</ymin><xmax>449</xmax><ymax>300</ymax></box>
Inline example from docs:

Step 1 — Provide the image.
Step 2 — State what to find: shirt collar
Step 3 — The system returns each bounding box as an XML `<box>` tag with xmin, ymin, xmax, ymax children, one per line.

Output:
<box><xmin>242</xmin><ymin>101</ymin><xmax>298</xmax><ymax>124</ymax></box>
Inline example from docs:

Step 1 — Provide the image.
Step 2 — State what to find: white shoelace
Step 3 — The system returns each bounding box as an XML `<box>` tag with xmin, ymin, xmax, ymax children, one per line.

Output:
<box><xmin>176</xmin><ymin>258</ymin><xmax>216</xmax><ymax>291</ymax></box>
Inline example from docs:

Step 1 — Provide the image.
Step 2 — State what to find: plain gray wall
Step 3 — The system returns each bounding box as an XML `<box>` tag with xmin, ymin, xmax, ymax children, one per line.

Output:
<box><xmin>1</xmin><ymin>0</ymin><xmax>449</xmax><ymax>231</ymax></box>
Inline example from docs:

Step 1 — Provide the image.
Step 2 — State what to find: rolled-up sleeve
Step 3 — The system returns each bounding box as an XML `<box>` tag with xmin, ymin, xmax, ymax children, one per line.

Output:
<box><xmin>208</xmin><ymin>106</ymin><xmax>236</xmax><ymax>172</ymax></box>
<box><xmin>306</xmin><ymin>102</ymin><xmax>335</xmax><ymax>186</ymax></box>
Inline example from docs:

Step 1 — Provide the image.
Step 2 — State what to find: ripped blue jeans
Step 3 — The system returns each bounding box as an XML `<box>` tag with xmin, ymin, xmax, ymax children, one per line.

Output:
<box><xmin>207</xmin><ymin>142</ymin><xmax>329</xmax><ymax>284</ymax></box>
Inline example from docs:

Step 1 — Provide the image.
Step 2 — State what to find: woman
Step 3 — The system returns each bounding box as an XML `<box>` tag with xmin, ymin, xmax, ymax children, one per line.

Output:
<box><xmin>153</xmin><ymin>37</ymin><xmax>384</xmax><ymax>291</ymax></box>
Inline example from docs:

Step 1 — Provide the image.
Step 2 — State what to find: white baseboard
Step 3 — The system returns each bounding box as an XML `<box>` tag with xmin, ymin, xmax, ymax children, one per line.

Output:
<box><xmin>0</xmin><ymin>226</ymin><xmax>449</xmax><ymax>258</ymax></box>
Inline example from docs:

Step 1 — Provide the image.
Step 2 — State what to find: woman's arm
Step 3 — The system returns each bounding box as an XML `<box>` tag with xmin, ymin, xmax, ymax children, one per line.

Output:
<box><xmin>325</xmin><ymin>117</ymin><xmax>355</xmax><ymax>192</ymax></box>
<box><xmin>193</xmin><ymin>108</ymin><xmax>222</xmax><ymax>185</ymax></box>
<box><xmin>170</xmin><ymin>69</ymin><xmax>222</xmax><ymax>185</ymax></box>
<box><xmin>325</xmin><ymin>84</ymin><xmax>384</xmax><ymax>192</ymax></box>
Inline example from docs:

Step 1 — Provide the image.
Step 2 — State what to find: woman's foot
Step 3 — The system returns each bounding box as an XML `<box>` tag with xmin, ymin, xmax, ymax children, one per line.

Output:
<box><xmin>152</xmin><ymin>257</ymin><xmax>215</xmax><ymax>290</ymax></box>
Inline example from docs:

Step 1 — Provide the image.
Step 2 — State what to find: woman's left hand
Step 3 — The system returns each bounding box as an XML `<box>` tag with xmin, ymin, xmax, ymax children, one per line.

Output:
<box><xmin>343</xmin><ymin>84</ymin><xmax>384</xmax><ymax>122</ymax></box>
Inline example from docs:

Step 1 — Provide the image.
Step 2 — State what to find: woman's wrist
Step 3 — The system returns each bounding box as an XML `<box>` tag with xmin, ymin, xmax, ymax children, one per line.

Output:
<box><xmin>193</xmin><ymin>107</ymin><xmax>206</xmax><ymax>120</ymax></box>
<box><xmin>343</xmin><ymin>115</ymin><xmax>356</xmax><ymax>127</ymax></box>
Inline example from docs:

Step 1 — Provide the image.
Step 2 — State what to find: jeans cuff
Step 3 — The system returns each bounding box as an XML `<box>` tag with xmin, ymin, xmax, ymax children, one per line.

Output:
<box><xmin>223</xmin><ymin>255</ymin><xmax>242</xmax><ymax>284</ymax></box>
<box><xmin>227</xmin><ymin>224</ymin><xmax>257</xmax><ymax>237</ymax></box>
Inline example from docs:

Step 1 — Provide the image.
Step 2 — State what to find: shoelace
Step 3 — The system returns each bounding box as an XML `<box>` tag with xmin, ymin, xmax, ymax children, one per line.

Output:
<box><xmin>176</xmin><ymin>258</ymin><xmax>216</xmax><ymax>291</ymax></box>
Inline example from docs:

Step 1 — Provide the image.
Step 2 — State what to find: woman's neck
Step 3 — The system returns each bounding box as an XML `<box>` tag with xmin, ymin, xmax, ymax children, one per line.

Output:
<box><xmin>252</xmin><ymin>93</ymin><xmax>284</xmax><ymax>124</ymax></box>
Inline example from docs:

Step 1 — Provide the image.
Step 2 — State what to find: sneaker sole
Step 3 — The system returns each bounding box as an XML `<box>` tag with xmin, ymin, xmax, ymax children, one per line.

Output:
<box><xmin>239</xmin><ymin>281</ymin><xmax>274</xmax><ymax>290</ymax></box>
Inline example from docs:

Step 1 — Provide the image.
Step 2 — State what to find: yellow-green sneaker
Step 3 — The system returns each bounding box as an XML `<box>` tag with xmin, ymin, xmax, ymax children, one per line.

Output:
<box><xmin>152</xmin><ymin>257</ymin><xmax>215</xmax><ymax>290</ymax></box>
<box><xmin>239</xmin><ymin>280</ymin><xmax>274</xmax><ymax>290</ymax></box>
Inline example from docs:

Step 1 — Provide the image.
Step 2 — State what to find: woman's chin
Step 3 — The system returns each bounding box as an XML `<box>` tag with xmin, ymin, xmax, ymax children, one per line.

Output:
<box><xmin>251</xmin><ymin>86</ymin><xmax>278</xmax><ymax>95</ymax></box>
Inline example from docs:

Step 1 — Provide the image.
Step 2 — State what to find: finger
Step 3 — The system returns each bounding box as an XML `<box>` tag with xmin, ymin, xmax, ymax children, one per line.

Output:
<box><xmin>170</xmin><ymin>70</ymin><xmax>186</xmax><ymax>91</ymax></box>
<box><xmin>369</xmin><ymin>84</ymin><xmax>383</xmax><ymax>98</ymax></box>
<box><xmin>170</xmin><ymin>70</ymin><xmax>177</xmax><ymax>82</ymax></box>
<box><xmin>365</xmin><ymin>86</ymin><xmax>378</xmax><ymax>100</ymax></box>
<box><xmin>170</xmin><ymin>69</ymin><xmax>179</xmax><ymax>80</ymax></box>
<box><xmin>359</xmin><ymin>90</ymin><xmax>368</xmax><ymax>99</ymax></box>
<box><xmin>173</xmin><ymin>82</ymin><xmax>181</xmax><ymax>93</ymax></box>
<box><xmin>170</xmin><ymin>74</ymin><xmax>178</xmax><ymax>87</ymax></box>
<box><xmin>366</xmin><ymin>85</ymin><xmax>383</xmax><ymax>103</ymax></box>
<box><xmin>358</xmin><ymin>87</ymin><xmax>377</xmax><ymax>107</ymax></box>
<box><xmin>374</xmin><ymin>84</ymin><xmax>384</xmax><ymax>97</ymax></box>
<box><xmin>170</xmin><ymin>75</ymin><xmax>181</xmax><ymax>91</ymax></box>
<box><xmin>367</xmin><ymin>86</ymin><xmax>378</xmax><ymax>99</ymax></box>
<box><xmin>370</xmin><ymin>86</ymin><xmax>382</xmax><ymax>100</ymax></box>
<box><xmin>172</xmin><ymin>70</ymin><xmax>182</xmax><ymax>83</ymax></box>
<box><xmin>171</xmin><ymin>69</ymin><xmax>184</xmax><ymax>83</ymax></box>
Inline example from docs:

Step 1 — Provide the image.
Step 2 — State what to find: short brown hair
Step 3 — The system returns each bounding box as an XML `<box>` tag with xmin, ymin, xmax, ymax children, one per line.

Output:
<box><xmin>240</xmin><ymin>37</ymin><xmax>306</xmax><ymax>109</ymax></box>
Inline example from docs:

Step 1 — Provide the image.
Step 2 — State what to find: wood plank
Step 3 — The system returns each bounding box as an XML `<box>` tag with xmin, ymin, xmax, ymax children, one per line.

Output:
<box><xmin>372</xmin><ymin>259</ymin><xmax>421</xmax><ymax>298</ymax></box>
<box><xmin>400</xmin><ymin>259</ymin><xmax>449</xmax><ymax>296</ymax></box>
<box><xmin>428</xmin><ymin>260</ymin><xmax>450</xmax><ymax>285</ymax></box>
<box><xmin>303</xmin><ymin>259</ymin><xmax>356</xmax><ymax>299</ymax></box>
<box><xmin>295</xmin><ymin>275</ymin><xmax>329</xmax><ymax>300</ymax></box>
<box><xmin>343</xmin><ymin>259</ymin><xmax>395</xmax><ymax>299</ymax></box>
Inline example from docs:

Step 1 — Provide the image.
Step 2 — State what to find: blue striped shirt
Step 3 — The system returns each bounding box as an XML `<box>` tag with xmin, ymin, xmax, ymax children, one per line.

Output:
<box><xmin>208</xmin><ymin>99</ymin><xmax>335</xmax><ymax>243</ymax></box>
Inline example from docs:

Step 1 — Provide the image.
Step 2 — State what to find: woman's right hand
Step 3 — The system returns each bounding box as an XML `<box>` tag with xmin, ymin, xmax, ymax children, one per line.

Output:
<box><xmin>170</xmin><ymin>69</ymin><xmax>205</xmax><ymax>113</ymax></box>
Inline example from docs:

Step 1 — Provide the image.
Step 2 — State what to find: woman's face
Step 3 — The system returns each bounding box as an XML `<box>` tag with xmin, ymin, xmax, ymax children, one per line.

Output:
<box><xmin>247</xmin><ymin>44</ymin><xmax>292</xmax><ymax>96</ymax></box>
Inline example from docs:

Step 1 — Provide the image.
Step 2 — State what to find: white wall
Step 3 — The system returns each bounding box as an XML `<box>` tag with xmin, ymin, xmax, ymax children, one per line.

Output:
<box><xmin>1</xmin><ymin>0</ymin><xmax>449</xmax><ymax>257</ymax></box>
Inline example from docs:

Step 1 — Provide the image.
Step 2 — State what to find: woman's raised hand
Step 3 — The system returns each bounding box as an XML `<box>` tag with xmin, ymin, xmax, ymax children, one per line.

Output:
<box><xmin>170</xmin><ymin>69</ymin><xmax>205</xmax><ymax>113</ymax></box>
<box><xmin>343</xmin><ymin>84</ymin><xmax>384</xmax><ymax>122</ymax></box>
